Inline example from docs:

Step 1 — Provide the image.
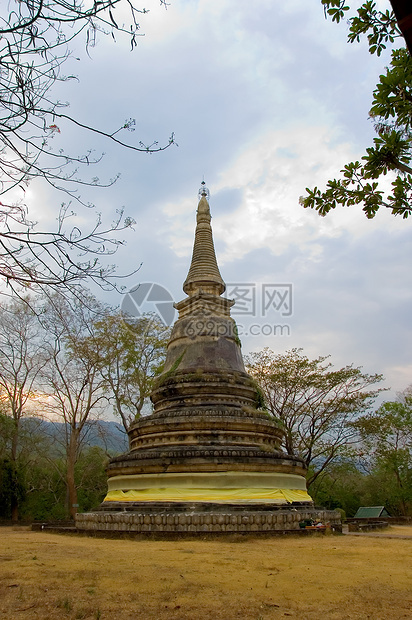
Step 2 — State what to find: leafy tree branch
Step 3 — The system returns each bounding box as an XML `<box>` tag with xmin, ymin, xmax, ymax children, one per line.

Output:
<box><xmin>301</xmin><ymin>2</ymin><xmax>412</xmax><ymax>218</ymax></box>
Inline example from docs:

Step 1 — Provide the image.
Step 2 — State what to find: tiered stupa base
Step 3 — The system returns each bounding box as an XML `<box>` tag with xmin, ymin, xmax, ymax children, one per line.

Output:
<box><xmin>76</xmin><ymin>396</ymin><xmax>341</xmax><ymax>534</ymax></box>
<box><xmin>76</xmin><ymin>503</ymin><xmax>341</xmax><ymax>535</ymax></box>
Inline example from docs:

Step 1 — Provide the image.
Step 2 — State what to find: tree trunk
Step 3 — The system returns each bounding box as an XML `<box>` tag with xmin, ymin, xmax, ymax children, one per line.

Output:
<box><xmin>11</xmin><ymin>495</ymin><xmax>19</xmax><ymax>523</ymax></box>
<box><xmin>10</xmin><ymin>420</ymin><xmax>19</xmax><ymax>523</ymax></box>
<box><xmin>67</xmin><ymin>429</ymin><xmax>79</xmax><ymax>520</ymax></box>
<box><xmin>393</xmin><ymin>464</ymin><xmax>407</xmax><ymax>516</ymax></box>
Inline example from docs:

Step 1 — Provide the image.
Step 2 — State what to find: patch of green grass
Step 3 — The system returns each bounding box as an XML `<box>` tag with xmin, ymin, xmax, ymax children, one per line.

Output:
<box><xmin>57</xmin><ymin>596</ymin><xmax>73</xmax><ymax>613</ymax></box>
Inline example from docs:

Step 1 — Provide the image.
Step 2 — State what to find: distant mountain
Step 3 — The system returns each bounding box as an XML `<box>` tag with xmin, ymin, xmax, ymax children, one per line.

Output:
<box><xmin>23</xmin><ymin>418</ymin><xmax>129</xmax><ymax>455</ymax></box>
<box><xmin>81</xmin><ymin>420</ymin><xmax>129</xmax><ymax>454</ymax></box>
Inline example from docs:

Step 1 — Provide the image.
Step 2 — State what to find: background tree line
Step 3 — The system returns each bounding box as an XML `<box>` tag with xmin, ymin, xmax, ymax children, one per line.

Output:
<box><xmin>0</xmin><ymin>291</ymin><xmax>169</xmax><ymax>521</ymax></box>
<box><xmin>0</xmin><ymin>298</ymin><xmax>410</xmax><ymax>521</ymax></box>
<box><xmin>246</xmin><ymin>348</ymin><xmax>412</xmax><ymax>518</ymax></box>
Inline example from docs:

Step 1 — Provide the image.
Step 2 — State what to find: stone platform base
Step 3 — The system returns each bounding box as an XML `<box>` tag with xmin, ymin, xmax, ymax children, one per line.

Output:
<box><xmin>75</xmin><ymin>504</ymin><xmax>341</xmax><ymax>535</ymax></box>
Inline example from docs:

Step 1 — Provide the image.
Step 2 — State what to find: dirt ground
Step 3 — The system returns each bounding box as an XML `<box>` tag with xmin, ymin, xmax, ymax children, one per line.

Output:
<box><xmin>348</xmin><ymin>524</ymin><xmax>412</xmax><ymax>538</ymax></box>
<box><xmin>1</xmin><ymin>525</ymin><xmax>411</xmax><ymax>620</ymax></box>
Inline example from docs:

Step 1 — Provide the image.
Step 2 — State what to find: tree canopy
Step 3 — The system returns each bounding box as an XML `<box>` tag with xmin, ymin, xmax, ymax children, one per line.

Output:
<box><xmin>246</xmin><ymin>347</ymin><xmax>384</xmax><ymax>486</ymax></box>
<box><xmin>300</xmin><ymin>1</ymin><xmax>412</xmax><ymax>218</ymax></box>
<box><xmin>0</xmin><ymin>291</ymin><xmax>169</xmax><ymax>519</ymax></box>
<box><xmin>0</xmin><ymin>298</ymin><xmax>46</xmax><ymax>520</ymax></box>
<box><xmin>91</xmin><ymin>311</ymin><xmax>169</xmax><ymax>434</ymax></box>
<box><xmin>354</xmin><ymin>387</ymin><xmax>412</xmax><ymax>514</ymax></box>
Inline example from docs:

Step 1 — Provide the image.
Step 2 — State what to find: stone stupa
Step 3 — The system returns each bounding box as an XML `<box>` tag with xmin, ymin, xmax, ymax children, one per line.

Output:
<box><xmin>76</xmin><ymin>184</ymin><xmax>340</xmax><ymax>534</ymax></box>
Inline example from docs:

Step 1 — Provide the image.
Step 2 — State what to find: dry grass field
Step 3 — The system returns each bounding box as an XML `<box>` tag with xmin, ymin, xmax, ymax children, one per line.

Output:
<box><xmin>1</xmin><ymin>526</ymin><xmax>411</xmax><ymax>620</ymax></box>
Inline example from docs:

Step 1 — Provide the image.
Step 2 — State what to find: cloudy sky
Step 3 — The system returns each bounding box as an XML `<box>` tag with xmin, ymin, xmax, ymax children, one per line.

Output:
<box><xmin>28</xmin><ymin>0</ymin><xmax>411</xmax><ymax>401</ymax></box>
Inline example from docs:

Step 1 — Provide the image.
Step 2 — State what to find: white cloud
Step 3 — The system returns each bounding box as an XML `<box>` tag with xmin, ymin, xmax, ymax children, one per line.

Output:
<box><xmin>164</xmin><ymin>122</ymin><xmax>407</xmax><ymax>266</ymax></box>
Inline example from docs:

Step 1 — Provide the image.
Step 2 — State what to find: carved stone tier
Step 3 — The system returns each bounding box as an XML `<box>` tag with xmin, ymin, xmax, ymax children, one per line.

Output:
<box><xmin>128</xmin><ymin>411</ymin><xmax>283</xmax><ymax>451</ymax></box>
<box><xmin>107</xmin><ymin>451</ymin><xmax>306</xmax><ymax>479</ymax></box>
<box><xmin>151</xmin><ymin>372</ymin><xmax>258</xmax><ymax>413</ymax></box>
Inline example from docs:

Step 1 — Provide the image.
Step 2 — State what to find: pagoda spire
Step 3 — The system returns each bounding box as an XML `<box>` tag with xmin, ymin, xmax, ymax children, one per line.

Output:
<box><xmin>183</xmin><ymin>182</ymin><xmax>225</xmax><ymax>297</ymax></box>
